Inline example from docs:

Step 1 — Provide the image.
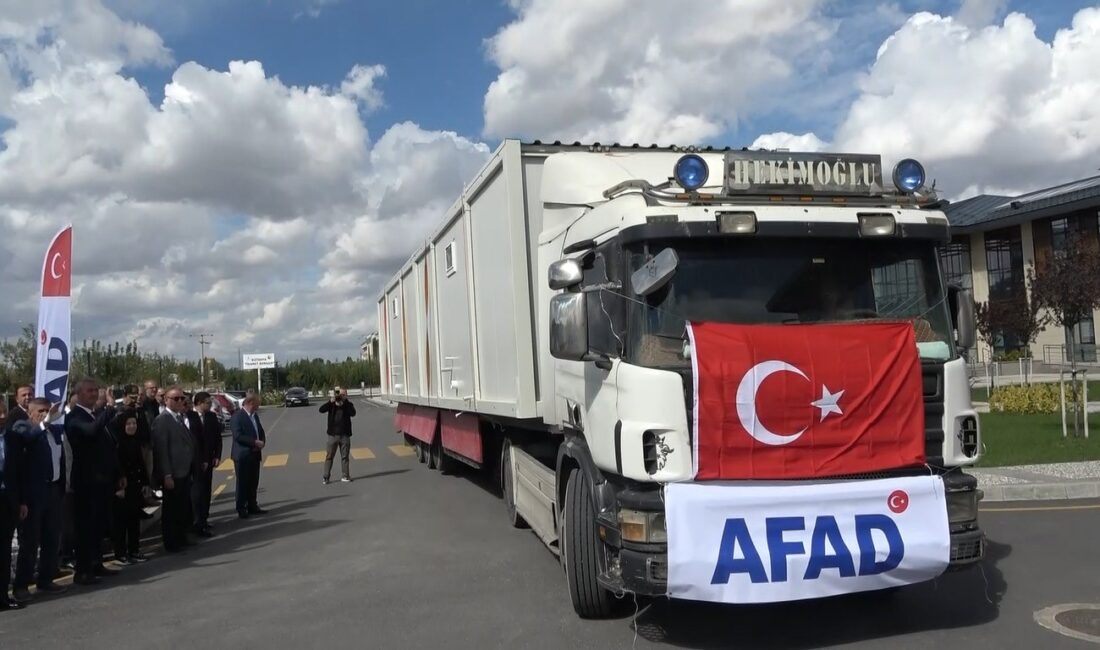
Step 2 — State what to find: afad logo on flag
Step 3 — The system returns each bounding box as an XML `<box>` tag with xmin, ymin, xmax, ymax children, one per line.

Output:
<box><xmin>36</xmin><ymin>225</ymin><xmax>73</xmax><ymax>411</ymax></box>
<box><xmin>687</xmin><ymin>321</ymin><xmax>926</xmax><ymax>480</ymax></box>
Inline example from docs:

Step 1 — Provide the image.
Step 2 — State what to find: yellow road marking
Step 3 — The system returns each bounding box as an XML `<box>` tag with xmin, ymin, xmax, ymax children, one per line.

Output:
<box><xmin>213</xmin><ymin>484</ymin><xmax>227</xmax><ymax>498</ymax></box>
<box><xmin>216</xmin><ymin>458</ymin><xmax>234</xmax><ymax>471</ymax></box>
<box><xmin>351</xmin><ymin>447</ymin><xmax>375</xmax><ymax>460</ymax></box>
<box><xmin>982</xmin><ymin>503</ymin><xmax>1100</xmax><ymax>513</ymax></box>
<box><xmin>309</xmin><ymin>451</ymin><xmax>327</xmax><ymax>463</ymax></box>
<box><xmin>388</xmin><ymin>444</ymin><xmax>415</xmax><ymax>457</ymax></box>
<box><xmin>264</xmin><ymin>453</ymin><xmax>289</xmax><ymax>467</ymax></box>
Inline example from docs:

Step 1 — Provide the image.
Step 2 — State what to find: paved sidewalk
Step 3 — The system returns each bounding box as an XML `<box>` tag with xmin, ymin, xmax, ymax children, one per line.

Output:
<box><xmin>972</xmin><ymin>460</ymin><xmax>1100</xmax><ymax>501</ymax></box>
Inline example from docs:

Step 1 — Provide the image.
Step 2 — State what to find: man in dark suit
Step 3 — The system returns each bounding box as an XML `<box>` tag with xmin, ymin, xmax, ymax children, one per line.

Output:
<box><xmin>151</xmin><ymin>387</ymin><xmax>196</xmax><ymax>553</ymax></box>
<box><xmin>230</xmin><ymin>395</ymin><xmax>267</xmax><ymax>519</ymax></box>
<box><xmin>10</xmin><ymin>398</ymin><xmax>69</xmax><ymax>603</ymax></box>
<box><xmin>8</xmin><ymin>385</ymin><xmax>33</xmax><ymax>426</ymax></box>
<box><xmin>191</xmin><ymin>392</ymin><xmax>222</xmax><ymax>537</ymax></box>
<box><xmin>2</xmin><ymin>414</ymin><xmax>29</xmax><ymax>610</ymax></box>
<box><xmin>66</xmin><ymin>378</ymin><xmax>121</xmax><ymax>586</ymax></box>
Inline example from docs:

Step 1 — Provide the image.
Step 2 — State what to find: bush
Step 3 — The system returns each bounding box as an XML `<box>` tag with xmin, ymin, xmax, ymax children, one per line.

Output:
<box><xmin>989</xmin><ymin>382</ymin><xmax>1080</xmax><ymax>414</ymax></box>
<box><xmin>993</xmin><ymin>349</ymin><xmax>1032</xmax><ymax>362</ymax></box>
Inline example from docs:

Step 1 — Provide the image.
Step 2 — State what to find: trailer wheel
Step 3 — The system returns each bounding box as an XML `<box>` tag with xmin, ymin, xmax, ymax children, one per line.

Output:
<box><xmin>415</xmin><ymin>440</ymin><xmax>427</xmax><ymax>464</ymax></box>
<box><xmin>428</xmin><ymin>437</ymin><xmax>440</xmax><ymax>470</ymax></box>
<box><xmin>563</xmin><ymin>468</ymin><xmax>616</xmax><ymax>619</ymax></box>
<box><xmin>501</xmin><ymin>440</ymin><xmax>528</xmax><ymax>529</ymax></box>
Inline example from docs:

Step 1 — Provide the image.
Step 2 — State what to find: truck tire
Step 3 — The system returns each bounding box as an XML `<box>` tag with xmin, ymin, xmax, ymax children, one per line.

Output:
<box><xmin>501</xmin><ymin>440</ymin><xmax>528</xmax><ymax>529</ymax></box>
<box><xmin>563</xmin><ymin>468</ymin><xmax>616</xmax><ymax>619</ymax></box>
<box><xmin>415</xmin><ymin>440</ymin><xmax>427</xmax><ymax>464</ymax></box>
<box><xmin>428</xmin><ymin>437</ymin><xmax>440</xmax><ymax>470</ymax></box>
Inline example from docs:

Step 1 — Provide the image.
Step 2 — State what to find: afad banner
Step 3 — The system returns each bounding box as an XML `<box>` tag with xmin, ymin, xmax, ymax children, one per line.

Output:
<box><xmin>35</xmin><ymin>225</ymin><xmax>73</xmax><ymax>414</ymax></box>
<box><xmin>665</xmin><ymin>475</ymin><xmax>950</xmax><ymax>604</ymax></box>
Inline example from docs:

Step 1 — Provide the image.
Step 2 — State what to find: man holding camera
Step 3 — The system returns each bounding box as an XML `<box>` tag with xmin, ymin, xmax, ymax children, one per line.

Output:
<box><xmin>319</xmin><ymin>387</ymin><xmax>356</xmax><ymax>484</ymax></box>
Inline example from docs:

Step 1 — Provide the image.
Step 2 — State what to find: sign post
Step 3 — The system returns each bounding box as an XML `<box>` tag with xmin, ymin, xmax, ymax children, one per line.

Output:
<box><xmin>242</xmin><ymin>353</ymin><xmax>276</xmax><ymax>397</ymax></box>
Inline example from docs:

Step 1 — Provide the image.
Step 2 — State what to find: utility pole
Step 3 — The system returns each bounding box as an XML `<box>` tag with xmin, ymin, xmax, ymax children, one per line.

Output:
<box><xmin>191</xmin><ymin>333</ymin><xmax>213</xmax><ymax>389</ymax></box>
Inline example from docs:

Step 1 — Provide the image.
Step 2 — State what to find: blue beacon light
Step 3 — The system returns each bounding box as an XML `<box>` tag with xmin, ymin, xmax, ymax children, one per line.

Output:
<box><xmin>674</xmin><ymin>154</ymin><xmax>709</xmax><ymax>191</ymax></box>
<box><xmin>892</xmin><ymin>158</ymin><xmax>926</xmax><ymax>193</ymax></box>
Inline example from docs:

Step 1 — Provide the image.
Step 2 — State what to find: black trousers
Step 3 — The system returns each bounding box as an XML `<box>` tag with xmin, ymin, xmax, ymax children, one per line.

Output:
<box><xmin>192</xmin><ymin>466</ymin><xmax>213</xmax><ymax>530</ymax></box>
<box><xmin>74</xmin><ymin>483</ymin><xmax>111</xmax><ymax>576</ymax></box>
<box><xmin>1</xmin><ymin>496</ymin><xmax>16</xmax><ymax>596</ymax></box>
<box><xmin>161</xmin><ymin>475</ymin><xmax>193</xmax><ymax>551</ymax></box>
<box><xmin>235</xmin><ymin>455</ymin><xmax>261</xmax><ymax>514</ymax></box>
<box><xmin>15</xmin><ymin>481</ymin><xmax>64</xmax><ymax>588</ymax></box>
<box><xmin>112</xmin><ymin>485</ymin><xmax>143</xmax><ymax>557</ymax></box>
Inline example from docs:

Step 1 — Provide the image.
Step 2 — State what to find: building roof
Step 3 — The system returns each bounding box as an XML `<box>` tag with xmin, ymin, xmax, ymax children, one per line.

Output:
<box><xmin>947</xmin><ymin>174</ymin><xmax>1100</xmax><ymax>233</ymax></box>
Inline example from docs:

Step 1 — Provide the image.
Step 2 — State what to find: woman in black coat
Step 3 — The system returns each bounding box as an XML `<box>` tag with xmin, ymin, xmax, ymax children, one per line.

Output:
<box><xmin>112</xmin><ymin>412</ymin><xmax>149</xmax><ymax>564</ymax></box>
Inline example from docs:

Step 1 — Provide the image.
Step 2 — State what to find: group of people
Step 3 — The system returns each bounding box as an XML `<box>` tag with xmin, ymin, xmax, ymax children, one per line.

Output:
<box><xmin>1</xmin><ymin>378</ymin><xmax>269</xmax><ymax>612</ymax></box>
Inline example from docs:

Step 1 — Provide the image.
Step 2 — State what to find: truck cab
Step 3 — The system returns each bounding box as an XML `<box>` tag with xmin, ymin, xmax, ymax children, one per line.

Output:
<box><xmin>541</xmin><ymin>149</ymin><xmax>983</xmax><ymax>613</ymax></box>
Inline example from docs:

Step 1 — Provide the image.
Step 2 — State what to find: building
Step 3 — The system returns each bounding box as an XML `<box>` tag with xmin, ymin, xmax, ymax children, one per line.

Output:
<box><xmin>361</xmin><ymin>332</ymin><xmax>379</xmax><ymax>362</ymax></box>
<box><xmin>943</xmin><ymin>174</ymin><xmax>1100</xmax><ymax>365</ymax></box>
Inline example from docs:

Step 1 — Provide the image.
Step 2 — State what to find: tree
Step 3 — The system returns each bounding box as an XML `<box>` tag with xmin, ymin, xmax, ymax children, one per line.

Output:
<box><xmin>1029</xmin><ymin>235</ymin><xmax>1100</xmax><ymax>368</ymax></box>
<box><xmin>975</xmin><ymin>290</ymin><xmax>1048</xmax><ymax>362</ymax></box>
<box><xmin>0</xmin><ymin>325</ymin><xmax>36</xmax><ymax>393</ymax></box>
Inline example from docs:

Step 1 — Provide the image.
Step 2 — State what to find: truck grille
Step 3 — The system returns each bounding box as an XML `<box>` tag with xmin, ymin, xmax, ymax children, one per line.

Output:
<box><xmin>680</xmin><ymin>362</ymin><xmax>948</xmax><ymax>468</ymax></box>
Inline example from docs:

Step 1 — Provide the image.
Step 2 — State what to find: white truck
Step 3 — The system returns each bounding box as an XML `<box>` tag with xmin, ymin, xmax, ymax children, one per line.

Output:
<box><xmin>378</xmin><ymin>141</ymin><xmax>984</xmax><ymax>617</ymax></box>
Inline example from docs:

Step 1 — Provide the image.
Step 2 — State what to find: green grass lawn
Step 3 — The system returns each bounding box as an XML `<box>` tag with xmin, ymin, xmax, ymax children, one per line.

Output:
<box><xmin>976</xmin><ymin>412</ymin><xmax>1100</xmax><ymax>467</ymax></box>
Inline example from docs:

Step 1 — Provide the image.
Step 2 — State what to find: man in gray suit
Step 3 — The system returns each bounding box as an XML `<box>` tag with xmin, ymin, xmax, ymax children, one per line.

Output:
<box><xmin>152</xmin><ymin>387</ymin><xmax>195</xmax><ymax>553</ymax></box>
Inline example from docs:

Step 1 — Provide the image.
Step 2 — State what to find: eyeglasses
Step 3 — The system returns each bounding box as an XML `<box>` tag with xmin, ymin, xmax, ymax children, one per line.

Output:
<box><xmin>167</xmin><ymin>396</ymin><xmax>185</xmax><ymax>402</ymax></box>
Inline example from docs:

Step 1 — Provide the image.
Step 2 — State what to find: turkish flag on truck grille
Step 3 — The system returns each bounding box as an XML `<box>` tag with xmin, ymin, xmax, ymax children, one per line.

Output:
<box><xmin>687</xmin><ymin>321</ymin><xmax>926</xmax><ymax>480</ymax></box>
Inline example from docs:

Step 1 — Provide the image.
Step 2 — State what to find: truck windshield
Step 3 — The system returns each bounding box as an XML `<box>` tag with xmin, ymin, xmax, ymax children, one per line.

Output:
<box><xmin>625</xmin><ymin>237</ymin><xmax>955</xmax><ymax>368</ymax></box>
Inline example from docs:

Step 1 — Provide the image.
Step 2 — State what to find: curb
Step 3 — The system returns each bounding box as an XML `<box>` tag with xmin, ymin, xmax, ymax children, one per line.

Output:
<box><xmin>980</xmin><ymin>480</ymin><xmax>1100</xmax><ymax>502</ymax></box>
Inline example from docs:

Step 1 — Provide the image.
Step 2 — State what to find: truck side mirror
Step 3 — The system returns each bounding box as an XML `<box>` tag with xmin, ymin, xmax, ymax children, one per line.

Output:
<box><xmin>549</xmin><ymin>293</ymin><xmax>589</xmax><ymax>361</ymax></box>
<box><xmin>548</xmin><ymin>259</ymin><xmax>583</xmax><ymax>291</ymax></box>
<box><xmin>948</xmin><ymin>285</ymin><xmax>976</xmax><ymax>351</ymax></box>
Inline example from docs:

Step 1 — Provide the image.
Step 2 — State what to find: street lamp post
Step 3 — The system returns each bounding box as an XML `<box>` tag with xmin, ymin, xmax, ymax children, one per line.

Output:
<box><xmin>191</xmin><ymin>333</ymin><xmax>213</xmax><ymax>389</ymax></box>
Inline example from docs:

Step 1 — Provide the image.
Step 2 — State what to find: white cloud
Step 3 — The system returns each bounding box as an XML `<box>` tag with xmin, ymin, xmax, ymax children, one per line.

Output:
<box><xmin>753</xmin><ymin>7</ymin><xmax>1100</xmax><ymax>198</ymax></box>
<box><xmin>0</xmin><ymin>0</ymin><xmax>489</xmax><ymax>363</ymax></box>
<box><xmin>341</xmin><ymin>64</ymin><xmax>386</xmax><ymax>110</ymax></box>
<box><xmin>483</xmin><ymin>0</ymin><xmax>832</xmax><ymax>144</ymax></box>
<box><xmin>749</xmin><ymin>132</ymin><xmax>827</xmax><ymax>153</ymax></box>
<box><xmin>954</xmin><ymin>0</ymin><xmax>1008</xmax><ymax>29</ymax></box>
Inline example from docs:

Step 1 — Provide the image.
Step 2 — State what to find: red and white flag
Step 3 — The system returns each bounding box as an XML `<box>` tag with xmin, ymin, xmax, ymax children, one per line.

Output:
<box><xmin>36</xmin><ymin>225</ymin><xmax>73</xmax><ymax>411</ymax></box>
<box><xmin>687</xmin><ymin>321</ymin><xmax>925</xmax><ymax>480</ymax></box>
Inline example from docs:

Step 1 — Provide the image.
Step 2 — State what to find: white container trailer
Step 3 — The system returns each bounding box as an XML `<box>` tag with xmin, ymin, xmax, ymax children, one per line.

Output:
<box><xmin>379</xmin><ymin>140</ymin><xmax>985</xmax><ymax>618</ymax></box>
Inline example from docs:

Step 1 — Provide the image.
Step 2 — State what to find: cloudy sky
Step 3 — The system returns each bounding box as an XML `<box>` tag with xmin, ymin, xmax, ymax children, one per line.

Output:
<box><xmin>1</xmin><ymin>0</ymin><xmax>1098</xmax><ymax>364</ymax></box>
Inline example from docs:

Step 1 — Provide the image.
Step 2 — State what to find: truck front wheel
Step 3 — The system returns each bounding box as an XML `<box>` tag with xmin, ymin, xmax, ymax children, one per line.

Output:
<box><xmin>563</xmin><ymin>468</ymin><xmax>616</xmax><ymax>619</ymax></box>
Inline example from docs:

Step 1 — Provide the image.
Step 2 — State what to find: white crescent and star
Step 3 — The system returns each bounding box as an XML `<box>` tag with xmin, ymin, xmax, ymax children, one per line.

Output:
<box><xmin>735</xmin><ymin>360</ymin><xmax>845</xmax><ymax>447</ymax></box>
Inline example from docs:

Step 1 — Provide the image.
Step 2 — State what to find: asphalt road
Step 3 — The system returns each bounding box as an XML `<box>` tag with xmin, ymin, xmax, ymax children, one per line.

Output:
<box><xmin>2</xmin><ymin>399</ymin><xmax>1099</xmax><ymax>649</ymax></box>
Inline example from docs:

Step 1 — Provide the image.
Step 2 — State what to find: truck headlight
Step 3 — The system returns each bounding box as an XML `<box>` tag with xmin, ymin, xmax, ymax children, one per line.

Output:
<box><xmin>619</xmin><ymin>509</ymin><xmax>667</xmax><ymax>544</ymax></box>
<box><xmin>946</xmin><ymin>489</ymin><xmax>978</xmax><ymax>524</ymax></box>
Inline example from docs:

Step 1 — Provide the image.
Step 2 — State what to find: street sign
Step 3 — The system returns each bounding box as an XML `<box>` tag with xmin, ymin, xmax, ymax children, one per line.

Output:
<box><xmin>242</xmin><ymin>353</ymin><xmax>276</xmax><ymax>370</ymax></box>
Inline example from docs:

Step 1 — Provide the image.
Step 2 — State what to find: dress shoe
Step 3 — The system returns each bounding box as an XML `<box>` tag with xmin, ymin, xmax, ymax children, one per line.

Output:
<box><xmin>35</xmin><ymin>583</ymin><xmax>69</xmax><ymax>595</ymax></box>
<box><xmin>115</xmin><ymin>555</ymin><xmax>134</xmax><ymax>566</ymax></box>
<box><xmin>0</xmin><ymin>598</ymin><xmax>25</xmax><ymax>611</ymax></box>
<box><xmin>74</xmin><ymin>574</ymin><xmax>102</xmax><ymax>586</ymax></box>
<box><xmin>94</xmin><ymin>564</ymin><xmax>121</xmax><ymax>577</ymax></box>
<box><xmin>11</xmin><ymin>588</ymin><xmax>33</xmax><ymax>604</ymax></box>
<box><xmin>196</xmin><ymin>528</ymin><xmax>214</xmax><ymax>538</ymax></box>
<box><xmin>129</xmin><ymin>552</ymin><xmax>149</xmax><ymax>563</ymax></box>
<box><xmin>247</xmin><ymin>507</ymin><xmax>268</xmax><ymax>515</ymax></box>
<box><xmin>237</xmin><ymin>510</ymin><xmax>251</xmax><ymax>519</ymax></box>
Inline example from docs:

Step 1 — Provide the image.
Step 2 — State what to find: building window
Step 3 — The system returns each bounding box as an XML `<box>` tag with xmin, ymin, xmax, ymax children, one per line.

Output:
<box><xmin>391</xmin><ymin>296</ymin><xmax>400</xmax><ymax>319</ymax></box>
<box><xmin>444</xmin><ymin>241</ymin><xmax>456</xmax><ymax>276</ymax></box>
<box><xmin>938</xmin><ymin>236</ymin><xmax>972</xmax><ymax>290</ymax></box>
<box><xmin>1051</xmin><ymin>217</ymin><xmax>1070</xmax><ymax>257</ymax></box>
<box><xmin>984</xmin><ymin>226</ymin><xmax>1025</xmax><ymax>302</ymax></box>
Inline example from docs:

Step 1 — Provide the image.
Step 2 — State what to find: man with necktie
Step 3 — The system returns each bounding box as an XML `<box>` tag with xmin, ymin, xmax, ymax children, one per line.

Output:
<box><xmin>230</xmin><ymin>395</ymin><xmax>267</xmax><ymax>519</ymax></box>
<box><xmin>10</xmin><ymin>398</ymin><xmax>69</xmax><ymax>603</ymax></box>
<box><xmin>1</xmin><ymin>409</ymin><xmax>29</xmax><ymax>610</ymax></box>
<box><xmin>151</xmin><ymin>387</ymin><xmax>196</xmax><ymax>553</ymax></box>
<box><xmin>66</xmin><ymin>378</ymin><xmax>121</xmax><ymax>586</ymax></box>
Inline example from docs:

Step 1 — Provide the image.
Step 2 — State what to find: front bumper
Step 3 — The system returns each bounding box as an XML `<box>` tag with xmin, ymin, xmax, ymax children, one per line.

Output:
<box><xmin>597</xmin><ymin>472</ymin><xmax>985</xmax><ymax>597</ymax></box>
